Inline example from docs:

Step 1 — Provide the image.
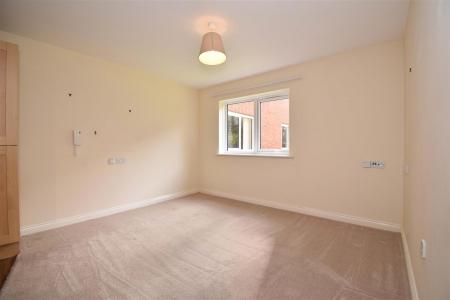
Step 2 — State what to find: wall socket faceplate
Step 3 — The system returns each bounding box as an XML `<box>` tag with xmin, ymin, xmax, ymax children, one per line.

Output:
<box><xmin>107</xmin><ymin>157</ymin><xmax>126</xmax><ymax>165</ymax></box>
<box><xmin>361</xmin><ymin>161</ymin><xmax>385</xmax><ymax>169</ymax></box>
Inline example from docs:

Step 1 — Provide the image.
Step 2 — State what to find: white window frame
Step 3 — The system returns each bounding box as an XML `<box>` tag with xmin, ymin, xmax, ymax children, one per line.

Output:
<box><xmin>281</xmin><ymin>124</ymin><xmax>289</xmax><ymax>150</ymax></box>
<box><xmin>226</xmin><ymin>111</ymin><xmax>254</xmax><ymax>150</ymax></box>
<box><xmin>218</xmin><ymin>89</ymin><xmax>290</xmax><ymax>157</ymax></box>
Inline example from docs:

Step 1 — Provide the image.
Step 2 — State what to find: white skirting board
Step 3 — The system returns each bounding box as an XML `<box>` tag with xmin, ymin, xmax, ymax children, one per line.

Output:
<box><xmin>20</xmin><ymin>189</ymin><xmax>199</xmax><ymax>236</ymax></box>
<box><xmin>200</xmin><ymin>189</ymin><xmax>401</xmax><ymax>232</ymax></box>
<box><xmin>21</xmin><ymin>187</ymin><xmax>401</xmax><ymax>234</ymax></box>
<box><xmin>401</xmin><ymin>230</ymin><xmax>420</xmax><ymax>300</ymax></box>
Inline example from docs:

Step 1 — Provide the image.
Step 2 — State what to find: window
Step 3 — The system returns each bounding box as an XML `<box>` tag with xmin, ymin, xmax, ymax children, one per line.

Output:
<box><xmin>226</xmin><ymin>101</ymin><xmax>254</xmax><ymax>151</ymax></box>
<box><xmin>219</xmin><ymin>90</ymin><xmax>290</xmax><ymax>156</ymax></box>
<box><xmin>227</xmin><ymin>112</ymin><xmax>253</xmax><ymax>150</ymax></box>
<box><xmin>281</xmin><ymin>124</ymin><xmax>289</xmax><ymax>149</ymax></box>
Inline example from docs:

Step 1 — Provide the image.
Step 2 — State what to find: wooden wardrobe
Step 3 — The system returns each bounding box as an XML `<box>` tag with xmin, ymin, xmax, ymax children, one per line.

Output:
<box><xmin>0</xmin><ymin>41</ymin><xmax>19</xmax><ymax>288</ymax></box>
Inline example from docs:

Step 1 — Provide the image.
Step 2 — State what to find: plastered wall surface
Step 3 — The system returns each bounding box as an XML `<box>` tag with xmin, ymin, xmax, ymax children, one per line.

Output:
<box><xmin>199</xmin><ymin>40</ymin><xmax>405</xmax><ymax>227</ymax></box>
<box><xmin>0</xmin><ymin>30</ymin><xmax>199</xmax><ymax>227</ymax></box>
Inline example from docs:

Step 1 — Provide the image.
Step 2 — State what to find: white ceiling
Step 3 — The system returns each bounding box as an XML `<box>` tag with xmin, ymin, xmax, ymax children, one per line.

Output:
<box><xmin>0</xmin><ymin>0</ymin><xmax>409</xmax><ymax>88</ymax></box>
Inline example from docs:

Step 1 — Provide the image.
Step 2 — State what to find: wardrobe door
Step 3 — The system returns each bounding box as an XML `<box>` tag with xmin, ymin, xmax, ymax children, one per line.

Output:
<box><xmin>0</xmin><ymin>44</ymin><xmax>6</xmax><ymax>145</ymax></box>
<box><xmin>0</xmin><ymin>42</ymin><xmax>19</xmax><ymax>146</ymax></box>
<box><xmin>0</xmin><ymin>146</ymin><xmax>19</xmax><ymax>258</ymax></box>
<box><xmin>0</xmin><ymin>42</ymin><xmax>19</xmax><ymax>287</ymax></box>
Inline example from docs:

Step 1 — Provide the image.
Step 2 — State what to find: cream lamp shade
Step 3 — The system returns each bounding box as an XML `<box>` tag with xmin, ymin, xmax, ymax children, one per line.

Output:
<box><xmin>199</xmin><ymin>32</ymin><xmax>226</xmax><ymax>65</ymax></box>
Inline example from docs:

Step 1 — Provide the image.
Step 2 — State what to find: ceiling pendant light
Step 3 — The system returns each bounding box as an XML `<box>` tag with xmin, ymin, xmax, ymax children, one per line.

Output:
<box><xmin>199</xmin><ymin>22</ymin><xmax>226</xmax><ymax>66</ymax></box>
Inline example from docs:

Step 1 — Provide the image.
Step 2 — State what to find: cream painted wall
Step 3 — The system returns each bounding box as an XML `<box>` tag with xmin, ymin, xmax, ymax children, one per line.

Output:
<box><xmin>199</xmin><ymin>40</ymin><xmax>405</xmax><ymax>226</ymax></box>
<box><xmin>2</xmin><ymin>6</ymin><xmax>448</xmax><ymax>295</ymax></box>
<box><xmin>0</xmin><ymin>31</ymin><xmax>199</xmax><ymax>227</ymax></box>
<box><xmin>404</xmin><ymin>0</ymin><xmax>450</xmax><ymax>299</ymax></box>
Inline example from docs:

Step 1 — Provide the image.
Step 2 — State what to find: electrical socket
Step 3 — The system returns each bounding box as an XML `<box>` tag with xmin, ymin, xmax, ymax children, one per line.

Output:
<box><xmin>116</xmin><ymin>157</ymin><xmax>126</xmax><ymax>164</ymax></box>
<box><xmin>360</xmin><ymin>161</ymin><xmax>385</xmax><ymax>169</ymax></box>
<box><xmin>370</xmin><ymin>161</ymin><xmax>385</xmax><ymax>169</ymax></box>
<box><xmin>107</xmin><ymin>157</ymin><xmax>126</xmax><ymax>165</ymax></box>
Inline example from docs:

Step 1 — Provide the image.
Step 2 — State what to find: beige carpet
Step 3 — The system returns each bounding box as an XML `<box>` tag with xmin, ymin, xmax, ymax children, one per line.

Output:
<box><xmin>0</xmin><ymin>193</ymin><xmax>410</xmax><ymax>299</ymax></box>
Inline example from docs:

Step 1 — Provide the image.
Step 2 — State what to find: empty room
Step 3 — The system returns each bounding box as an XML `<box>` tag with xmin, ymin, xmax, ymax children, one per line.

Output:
<box><xmin>0</xmin><ymin>0</ymin><xmax>448</xmax><ymax>299</ymax></box>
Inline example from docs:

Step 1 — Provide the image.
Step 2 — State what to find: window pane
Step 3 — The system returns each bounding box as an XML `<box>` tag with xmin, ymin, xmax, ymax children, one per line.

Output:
<box><xmin>227</xmin><ymin>102</ymin><xmax>254</xmax><ymax>150</ymax></box>
<box><xmin>282</xmin><ymin>126</ymin><xmax>288</xmax><ymax>148</ymax></box>
<box><xmin>260</xmin><ymin>99</ymin><xmax>289</xmax><ymax>151</ymax></box>
<box><xmin>227</xmin><ymin>115</ymin><xmax>239</xmax><ymax>149</ymax></box>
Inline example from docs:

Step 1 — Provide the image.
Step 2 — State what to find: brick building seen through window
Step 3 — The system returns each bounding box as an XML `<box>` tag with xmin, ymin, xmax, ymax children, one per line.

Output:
<box><xmin>226</xmin><ymin>98</ymin><xmax>289</xmax><ymax>152</ymax></box>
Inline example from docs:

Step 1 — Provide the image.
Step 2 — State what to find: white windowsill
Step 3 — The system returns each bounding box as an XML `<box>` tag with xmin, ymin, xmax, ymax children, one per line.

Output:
<box><xmin>217</xmin><ymin>152</ymin><xmax>293</xmax><ymax>158</ymax></box>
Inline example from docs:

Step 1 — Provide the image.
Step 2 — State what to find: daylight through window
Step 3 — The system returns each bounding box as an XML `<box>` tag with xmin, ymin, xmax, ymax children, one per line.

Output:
<box><xmin>219</xmin><ymin>90</ymin><xmax>290</xmax><ymax>156</ymax></box>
